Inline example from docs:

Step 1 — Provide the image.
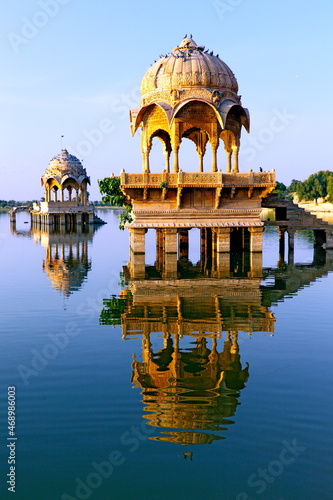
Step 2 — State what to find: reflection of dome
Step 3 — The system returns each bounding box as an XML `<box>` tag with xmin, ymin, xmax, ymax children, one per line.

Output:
<box><xmin>43</xmin><ymin>256</ymin><xmax>91</xmax><ymax>297</ymax></box>
<box><xmin>140</xmin><ymin>36</ymin><xmax>238</xmax><ymax>99</ymax></box>
<box><xmin>41</xmin><ymin>149</ymin><xmax>90</xmax><ymax>187</ymax></box>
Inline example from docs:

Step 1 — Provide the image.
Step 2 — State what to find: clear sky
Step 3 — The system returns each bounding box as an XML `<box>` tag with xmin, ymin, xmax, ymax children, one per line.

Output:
<box><xmin>1</xmin><ymin>0</ymin><xmax>333</xmax><ymax>200</ymax></box>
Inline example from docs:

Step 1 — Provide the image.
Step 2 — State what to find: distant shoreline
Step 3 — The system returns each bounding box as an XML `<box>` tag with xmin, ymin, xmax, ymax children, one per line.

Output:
<box><xmin>298</xmin><ymin>201</ymin><xmax>333</xmax><ymax>214</ymax></box>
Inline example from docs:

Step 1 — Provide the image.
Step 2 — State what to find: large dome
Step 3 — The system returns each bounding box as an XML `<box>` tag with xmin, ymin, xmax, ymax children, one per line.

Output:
<box><xmin>41</xmin><ymin>149</ymin><xmax>90</xmax><ymax>186</ymax></box>
<box><xmin>140</xmin><ymin>37</ymin><xmax>238</xmax><ymax>98</ymax></box>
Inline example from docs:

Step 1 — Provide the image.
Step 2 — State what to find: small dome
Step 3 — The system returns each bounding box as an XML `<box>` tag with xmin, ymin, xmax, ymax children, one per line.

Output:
<box><xmin>42</xmin><ymin>149</ymin><xmax>90</xmax><ymax>186</ymax></box>
<box><xmin>140</xmin><ymin>37</ymin><xmax>238</xmax><ymax>98</ymax></box>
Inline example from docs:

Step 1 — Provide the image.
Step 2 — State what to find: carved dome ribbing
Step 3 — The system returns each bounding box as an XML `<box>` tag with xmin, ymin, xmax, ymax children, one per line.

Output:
<box><xmin>41</xmin><ymin>149</ymin><xmax>90</xmax><ymax>186</ymax></box>
<box><xmin>140</xmin><ymin>37</ymin><xmax>238</xmax><ymax>99</ymax></box>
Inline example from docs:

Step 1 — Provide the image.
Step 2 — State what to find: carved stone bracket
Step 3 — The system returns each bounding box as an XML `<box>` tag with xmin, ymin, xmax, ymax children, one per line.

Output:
<box><xmin>215</xmin><ymin>187</ymin><xmax>222</xmax><ymax>209</ymax></box>
<box><xmin>177</xmin><ymin>187</ymin><xmax>183</xmax><ymax>209</ymax></box>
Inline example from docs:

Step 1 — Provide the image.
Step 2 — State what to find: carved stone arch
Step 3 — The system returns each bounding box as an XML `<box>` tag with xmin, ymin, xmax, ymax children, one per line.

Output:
<box><xmin>133</xmin><ymin>102</ymin><xmax>173</xmax><ymax>135</ymax></box>
<box><xmin>171</xmin><ymin>98</ymin><xmax>224</xmax><ymax>129</ymax></box>
<box><xmin>150</xmin><ymin>129</ymin><xmax>172</xmax><ymax>154</ymax></box>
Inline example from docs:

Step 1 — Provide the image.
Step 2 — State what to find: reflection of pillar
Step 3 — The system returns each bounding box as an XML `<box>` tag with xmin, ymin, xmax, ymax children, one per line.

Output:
<box><xmin>178</xmin><ymin>229</ymin><xmax>189</xmax><ymax>260</ymax></box>
<box><xmin>249</xmin><ymin>226</ymin><xmax>264</xmax><ymax>253</ymax></box>
<box><xmin>163</xmin><ymin>228</ymin><xmax>178</xmax><ymax>278</ymax></box>
<box><xmin>278</xmin><ymin>226</ymin><xmax>286</xmax><ymax>263</ymax></box>
<box><xmin>249</xmin><ymin>252</ymin><xmax>262</xmax><ymax>277</ymax></box>
<box><xmin>225</xmin><ymin>150</ymin><xmax>232</xmax><ymax>173</ymax></box>
<box><xmin>130</xmin><ymin>228</ymin><xmax>146</xmax><ymax>278</ymax></box>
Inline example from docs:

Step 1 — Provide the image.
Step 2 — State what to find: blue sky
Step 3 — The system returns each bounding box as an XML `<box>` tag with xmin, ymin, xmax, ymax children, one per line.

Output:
<box><xmin>1</xmin><ymin>0</ymin><xmax>333</xmax><ymax>200</ymax></box>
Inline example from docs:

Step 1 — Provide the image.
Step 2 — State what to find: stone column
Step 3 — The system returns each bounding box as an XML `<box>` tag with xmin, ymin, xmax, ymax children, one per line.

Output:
<box><xmin>173</xmin><ymin>147</ymin><xmax>179</xmax><ymax>173</ymax></box>
<box><xmin>249</xmin><ymin>226</ymin><xmax>264</xmax><ymax>253</ymax></box>
<box><xmin>155</xmin><ymin>229</ymin><xmax>164</xmax><ymax>271</ymax></box>
<box><xmin>326</xmin><ymin>232</ymin><xmax>333</xmax><ymax>249</ymax></box>
<box><xmin>216</xmin><ymin>227</ymin><xmax>232</xmax><ymax>253</ymax></box>
<box><xmin>178</xmin><ymin>229</ymin><xmax>189</xmax><ymax>260</ymax></box>
<box><xmin>232</xmin><ymin>146</ymin><xmax>239</xmax><ymax>173</ymax></box>
<box><xmin>60</xmin><ymin>189</ymin><xmax>64</xmax><ymax>202</ymax></box>
<box><xmin>278</xmin><ymin>226</ymin><xmax>287</xmax><ymax>263</ymax></box>
<box><xmin>211</xmin><ymin>144</ymin><xmax>218</xmax><ymax>172</ymax></box>
<box><xmin>163</xmin><ymin>150</ymin><xmax>170</xmax><ymax>173</ymax></box>
<box><xmin>225</xmin><ymin>150</ymin><xmax>232</xmax><ymax>173</ymax></box>
<box><xmin>163</xmin><ymin>228</ymin><xmax>178</xmax><ymax>278</ymax></box>
<box><xmin>198</xmin><ymin>152</ymin><xmax>204</xmax><ymax>172</ymax></box>
<box><xmin>142</xmin><ymin>149</ymin><xmax>150</xmax><ymax>173</ymax></box>
<box><xmin>287</xmin><ymin>228</ymin><xmax>295</xmax><ymax>266</ymax></box>
<box><xmin>129</xmin><ymin>228</ymin><xmax>146</xmax><ymax>279</ymax></box>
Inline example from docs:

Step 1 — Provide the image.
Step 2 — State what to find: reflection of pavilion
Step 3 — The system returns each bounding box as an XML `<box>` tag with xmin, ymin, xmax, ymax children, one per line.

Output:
<box><xmin>101</xmin><ymin>250</ymin><xmax>333</xmax><ymax>444</ymax></box>
<box><xmin>33</xmin><ymin>227</ymin><xmax>94</xmax><ymax>296</ymax></box>
<box><xmin>101</xmin><ymin>265</ymin><xmax>275</xmax><ymax>444</ymax></box>
<box><xmin>10</xmin><ymin>224</ymin><xmax>96</xmax><ymax>297</ymax></box>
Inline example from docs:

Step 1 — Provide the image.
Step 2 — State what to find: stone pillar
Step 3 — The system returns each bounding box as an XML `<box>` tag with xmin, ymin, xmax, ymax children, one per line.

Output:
<box><xmin>326</xmin><ymin>231</ymin><xmax>333</xmax><ymax>249</ymax></box>
<box><xmin>198</xmin><ymin>152</ymin><xmax>203</xmax><ymax>172</ymax></box>
<box><xmin>142</xmin><ymin>149</ymin><xmax>150</xmax><ymax>173</ymax></box>
<box><xmin>163</xmin><ymin>150</ymin><xmax>170</xmax><ymax>173</ymax></box>
<box><xmin>60</xmin><ymin>189</ymin><xmax>64</xmax><ymax>202</ymax></box>
<box><xmin>211</xmin><ymin>144</ymin><xmax>218</xmax><ymax>172</ymax></box>
<box><xmin>178</xmin><ymin>229</ymin><xmax>189</xmax><ymax>260</ymax></box>
<box><xmin>232</xmin><ymin>146</ymin><xmax>239</xmax><ymax>173</ymax></box>
<box><xmin>278</xmin><ymin>226</ymin><xmax>286</xmax><ymax>263</ymax></box>
<box><xmin>163</xmin><ymin>228</ymin><xmax>178</xmax><ymax>278</ymax></box>
<box><xmin>54</xmin><ymin>189</ymin><xmax>58</xmax><ymax>202</ymax></box>
<box><xmin>287</xmin><ymin>228</ymin><xmax>295</xmax><ymax>266</ymax></box>
<box><xmin>173</xmin><ymin>147</ymin><xmax>179</xmax><ymax>173</ymax></box>
<box><xmin>249</xmin><ymin>226</ymin><xmax>264</xmax><ymax>252</ymax></box>
<box><xmin>76</xmin><ymin>189</ymin><xmax>79</xmax><ymax>203</ymax></box>
<box><xmin>216</xmin><ymin>227</ymin><xmax>232</xmax><ymax>253</ymax></box>
<box><xmin>129</xmin><ymin>228</ymin><xmax>146</xmax><ymax>279</ymax></box>
<box><xmin>226</xmin><ymin>150</ymin><xmax>232</xmax><ymax>173</ymax></box>
<box><xmin>155</xmin><ymin>229</ymin><xmax>164</xmax><ymax>271</ymax></box>
<box><xmin>200</xmin><ymin>228</ymin><xmax>206</xmax><ymax>263</ymax></box>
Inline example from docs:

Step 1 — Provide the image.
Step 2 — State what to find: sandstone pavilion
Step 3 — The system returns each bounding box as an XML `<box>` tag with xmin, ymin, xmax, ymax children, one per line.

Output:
<box><xmin>31</xmin><ymin>149</ymin><xmax>104</xmax><ymax>229</ymax></box>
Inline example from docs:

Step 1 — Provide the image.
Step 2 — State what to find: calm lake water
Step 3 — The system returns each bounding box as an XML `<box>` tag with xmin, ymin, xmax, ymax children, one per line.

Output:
<box><xmin>0</xmin><ymin>209</ymin><xmax>333</xmax><ymax>500</ymax></box>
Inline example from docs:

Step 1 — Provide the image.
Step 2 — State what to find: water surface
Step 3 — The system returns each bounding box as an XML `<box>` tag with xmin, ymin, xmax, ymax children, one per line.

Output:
<box><xmin>0</xmin><ymin>210</ymin><xmax>332</xmax><ymax>500</ymax></box>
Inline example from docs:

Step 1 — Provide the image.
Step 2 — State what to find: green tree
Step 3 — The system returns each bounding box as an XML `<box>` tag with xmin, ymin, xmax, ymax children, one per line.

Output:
<box><xmin>98</xmin><ymin>176</ymin><xmax>133</xmax><ymax>230</ymax></box>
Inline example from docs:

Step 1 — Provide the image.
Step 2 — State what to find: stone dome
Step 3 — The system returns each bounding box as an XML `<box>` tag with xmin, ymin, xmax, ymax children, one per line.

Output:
<box><xmin>140</xmin><ymin>37</ymin><xmax>238</xmax><ymax>98</ymax></box>
<box><xmin>41</xmin><ymin>149</ymin><xmax>90</xmax><ymax>186</ymax></box>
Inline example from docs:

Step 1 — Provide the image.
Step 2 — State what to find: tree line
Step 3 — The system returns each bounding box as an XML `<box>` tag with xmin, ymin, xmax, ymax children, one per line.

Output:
<box><xmin>275</xmin><ymin>170</ymin><xmax>333</xmax><ymax>204</ymax></box>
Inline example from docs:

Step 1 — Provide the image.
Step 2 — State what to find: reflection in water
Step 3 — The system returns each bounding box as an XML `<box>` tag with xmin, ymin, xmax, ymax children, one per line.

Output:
<box><xmin>11</xmin><ymin>224</ymin><xmax>98</xmax><ymax>297</ymax></box>
<box><xmin>101</xmin><ymin>263</ymin><xmax>276</xmax><ymax>444</ymax></box>
<box><xmin>101</xmin><ymin>249</ymin><xmax>333</xmax><ymax>445</ymax></box>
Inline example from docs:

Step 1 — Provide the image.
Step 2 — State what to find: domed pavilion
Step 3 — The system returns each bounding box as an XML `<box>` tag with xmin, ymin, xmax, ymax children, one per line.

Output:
<box><xmin>117</xmin><ymin>37</ymin><xmax>276</xmax><ymax>278</ymax></box>
<box><xmin>31</xmin><ymin>149</ymin><xmax>102</xmax><ymax>229</ymax></box>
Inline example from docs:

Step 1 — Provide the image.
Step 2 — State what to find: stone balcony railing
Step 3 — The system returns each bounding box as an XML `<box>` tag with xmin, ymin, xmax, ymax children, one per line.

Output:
<box><xmin>120</xmin><ymin>170</ymin><xmax>276</xmax><ymax>188</ymax></box>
